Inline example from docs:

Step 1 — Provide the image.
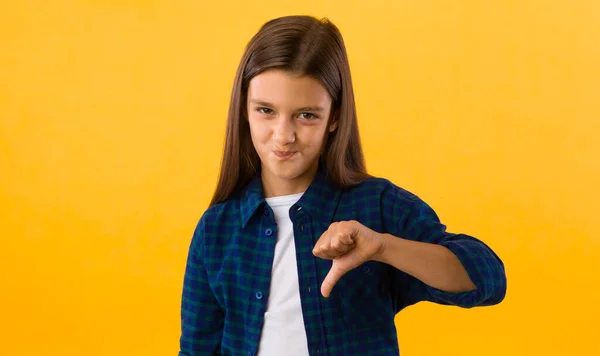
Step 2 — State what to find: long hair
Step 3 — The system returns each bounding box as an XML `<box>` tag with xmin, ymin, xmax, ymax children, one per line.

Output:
<box><xmin>209</xmin><ymin>15</ymin><xmax>369</xmax><ymax>207</ymax></box>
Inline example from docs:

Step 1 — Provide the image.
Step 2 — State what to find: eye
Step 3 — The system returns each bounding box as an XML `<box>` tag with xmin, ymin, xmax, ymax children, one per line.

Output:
<box><xmin>298</xmin><ymin>112</ymin><xmax>317</xmax><ymax>120</ymax></box>
<box><xmin>256</xmin><ymin>107</ymin><xmax>274</xmax><ymax>115</ymax></box>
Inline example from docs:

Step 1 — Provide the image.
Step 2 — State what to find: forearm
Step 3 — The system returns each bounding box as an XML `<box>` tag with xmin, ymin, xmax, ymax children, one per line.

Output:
<box><xmin>375</xmin><ymin>233</ymin><xmax>477</xmax><ymax>293</ymax></box>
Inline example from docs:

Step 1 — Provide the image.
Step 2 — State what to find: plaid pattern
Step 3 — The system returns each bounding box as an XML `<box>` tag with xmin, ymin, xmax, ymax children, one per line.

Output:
<box><xmin>179</xmin><ymin>167</ymin><xmax>506</xmax><ymax>355</ymax></box>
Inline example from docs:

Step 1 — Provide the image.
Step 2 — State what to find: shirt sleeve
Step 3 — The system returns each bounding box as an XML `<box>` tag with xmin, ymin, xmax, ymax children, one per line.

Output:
<box><xmin>179</xmin><ymin>218</ymin><xmax>224</xmax><ymax>356</ymax></box>
<box><xmin>380</xmin><ymin>181</ymin><xmax>507</xmax><ymax>310</ymax></box>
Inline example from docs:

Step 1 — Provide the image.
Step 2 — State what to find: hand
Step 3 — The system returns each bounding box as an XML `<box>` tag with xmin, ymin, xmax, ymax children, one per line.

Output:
<box><xmin>312</xmin><ymin>220</ymin><xmax>386</xmax><ymax>298</ymax></box>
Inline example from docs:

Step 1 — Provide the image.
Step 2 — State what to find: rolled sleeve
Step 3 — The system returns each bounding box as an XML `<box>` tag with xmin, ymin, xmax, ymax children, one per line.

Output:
<box><xmin>381</xmin><ymin>180</ymin><xmax>507</xmax><ymax>309</ymax></box>
<box><xmin>428</xmin><ymin>237</ymin><xmax>507</xmax><ymax>307</ymax></box>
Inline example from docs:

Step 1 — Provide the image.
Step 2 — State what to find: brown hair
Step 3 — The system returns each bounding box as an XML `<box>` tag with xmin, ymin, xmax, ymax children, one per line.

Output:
<box><xmin>209</xmin><ymin>15</ymin><xmax>370</xmax><ymax>206</ymax></box>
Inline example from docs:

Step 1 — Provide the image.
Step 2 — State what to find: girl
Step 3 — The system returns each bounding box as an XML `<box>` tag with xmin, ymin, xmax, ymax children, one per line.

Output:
<box><xmin>179</xmin><ymin>15</ymin><xmax>506</xmax><ymax>356</ymax></box>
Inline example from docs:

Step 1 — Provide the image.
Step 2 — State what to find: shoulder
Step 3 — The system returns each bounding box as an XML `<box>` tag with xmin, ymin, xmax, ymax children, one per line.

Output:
<box><xmin>348</xmin><ymin>175</ymin><xmax>438</xmax><ymax>219</ymax></box>
<box><xmin>345</xmin><ymin>175</ymin><xmax>422</xmax><ymax>204</ymax></box>
<box><xmin>191</xmin><ymin>196</ymin><xmax>241</xmax><ymax>248</ymax></box>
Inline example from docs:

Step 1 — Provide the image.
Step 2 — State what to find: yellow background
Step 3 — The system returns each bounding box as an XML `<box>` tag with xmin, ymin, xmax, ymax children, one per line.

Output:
<box><xmin>1</xmin><ymin>0</ymin><xmax>598</xmax><ymax>355</ymax></box>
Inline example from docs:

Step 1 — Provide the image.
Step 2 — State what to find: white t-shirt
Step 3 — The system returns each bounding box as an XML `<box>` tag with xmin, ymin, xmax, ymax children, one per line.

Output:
<box><xmin>257</xmin><ymin>192</ymin><xmax>310</xmax><ymax>356</ymax></box>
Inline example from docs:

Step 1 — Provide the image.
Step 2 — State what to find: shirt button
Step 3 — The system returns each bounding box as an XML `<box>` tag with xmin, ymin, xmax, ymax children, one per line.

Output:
<box><xmin>300</xmin><ymin>224</ymin><xmax>305</xmax><ymax>232</ymax></box>
<box><xmin>263</xmin><ymin>208</ymin><xmax>269</xmax><ymax>216</ymax></box>
<box><xmin>265</xmin><ymin>228</ymin><xmax>273</xmax><ymax>236</ymax></box>
<box><xmin>297</xmin><ymin>206</ymin><xmax>302</xmax><ymax>211</ymax></box>
<box><xmin>255</xmin><ymin>291</ymin><xmax>263</xmax><ymax>300</ymax></box>
<box><xmin>362</xmin><ymin>266</ymin><xmax>371</xmax><ymax>273</ymax></box>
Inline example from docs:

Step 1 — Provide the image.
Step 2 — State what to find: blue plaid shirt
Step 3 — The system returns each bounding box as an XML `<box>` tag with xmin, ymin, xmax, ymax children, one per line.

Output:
<box><xmin>179</xmin><ymin>168</ymin><xmax>506</xmax><ymax>356</ymax></box>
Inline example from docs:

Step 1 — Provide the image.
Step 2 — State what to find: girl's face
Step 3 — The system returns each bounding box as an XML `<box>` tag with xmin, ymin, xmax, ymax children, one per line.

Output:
<box><xmin>247</xmin><ymin>69</ymin><xmax>337</xmax><ymax>197</ymax></box>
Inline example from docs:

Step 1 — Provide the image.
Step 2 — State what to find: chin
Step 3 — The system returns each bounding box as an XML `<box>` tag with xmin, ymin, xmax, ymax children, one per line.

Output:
<box><xmin>263</xmin><ymin>164</ymin><xmax>305</xmax><ymax>180</ymax></box>
<box><xmin>272</xmin><ymin>169</ymin><xmax>304</xmax><ymax>180</ymax></box>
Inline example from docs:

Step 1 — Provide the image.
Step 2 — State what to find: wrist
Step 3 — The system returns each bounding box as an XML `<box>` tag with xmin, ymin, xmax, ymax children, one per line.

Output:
<box><xmin>373</xmin><ymin>233</ymin><xmax>402</xmax><ymax>264</ymax></box>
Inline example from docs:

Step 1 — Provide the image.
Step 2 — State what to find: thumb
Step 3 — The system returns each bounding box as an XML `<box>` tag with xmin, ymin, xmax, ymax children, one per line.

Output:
<box><xmin>321</xmin><ymin>261</ymin><xmax>348</xmax><ymax>298</ymax></box>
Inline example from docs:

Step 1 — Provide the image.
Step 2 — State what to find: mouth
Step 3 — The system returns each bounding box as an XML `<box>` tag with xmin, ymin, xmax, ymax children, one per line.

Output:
<box><xmin>273</xmin><ymin>150</ymin><xmax>296</xmax><ymax>159</ymax></box>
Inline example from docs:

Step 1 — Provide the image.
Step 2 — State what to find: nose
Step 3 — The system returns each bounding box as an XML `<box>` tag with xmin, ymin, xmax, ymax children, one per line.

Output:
<box><xmin>273</xmin><ymin>117</ymin><xmax>296</xmax><ymax>145</ymax></box>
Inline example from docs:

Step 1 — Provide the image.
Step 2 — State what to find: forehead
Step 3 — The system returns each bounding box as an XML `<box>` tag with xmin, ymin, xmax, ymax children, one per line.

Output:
<box><xmin>247</xmin><ymin>69</ymin><xmax>332</xmax><ymax>108</ymax></box>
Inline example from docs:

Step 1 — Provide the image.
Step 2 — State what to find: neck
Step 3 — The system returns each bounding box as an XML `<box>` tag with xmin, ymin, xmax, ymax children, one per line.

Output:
<box><xmin>261</xmin><ymin>164</ymin><xmax>318</xmax><ymax>198</ymax></box>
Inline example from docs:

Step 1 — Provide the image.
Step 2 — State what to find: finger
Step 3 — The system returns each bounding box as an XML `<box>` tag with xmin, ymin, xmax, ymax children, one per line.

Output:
<box><xmin>321</xmin><ymin>263</ymin><xmax>347</xmax><ymax>298</ymax></box>
<box><xmin>330</xmin><ymin>233</ymin><xmax>354</xmax><ymax>254</ymax></box>
<box><xmin>339</xmin><ymin>230</ymin><xmax>355</xmax><ymax>246</ymax></box>
<box><xmin>318</xmin><ymin>244</ymin><xmax>341</xmax><ymax>259</ymax></box>
<box><xmin>314</xmin><ymin>230</ymin><xmax>343</xmax><ymax>258</ymax></box>
<box><xmin>313</xmin><ymin>230</ymin><xmax>329</xmax><ymax>255</ymax></box>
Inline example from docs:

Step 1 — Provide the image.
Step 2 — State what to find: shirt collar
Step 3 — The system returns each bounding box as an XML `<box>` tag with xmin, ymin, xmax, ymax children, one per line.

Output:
<box><xmin>239</xmin><ymin>165</ymin><xmax>341</xmax><ymax>229</ymax></box>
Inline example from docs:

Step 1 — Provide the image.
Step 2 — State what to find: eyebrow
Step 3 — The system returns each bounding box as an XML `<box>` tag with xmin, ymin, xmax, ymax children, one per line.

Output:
<box><xmin>249</xmin><ymin>99</ymin><xmax>325</xmax><ymax>112</ymax></box>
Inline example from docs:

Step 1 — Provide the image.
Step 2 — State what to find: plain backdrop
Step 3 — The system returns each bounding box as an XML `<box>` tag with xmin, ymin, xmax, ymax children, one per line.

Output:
<box><xmin>1</xmin><ymin>0</ymin><xmax>599</xmax><ymax>355</ymax></box>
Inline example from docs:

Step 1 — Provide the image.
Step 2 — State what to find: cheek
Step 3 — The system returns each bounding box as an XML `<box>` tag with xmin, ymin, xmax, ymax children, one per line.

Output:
<box><xmin>303</xmin><ymin>127</ymin><xmax>328</xmax><ymax>150</ymax></box>
<box><xmin>248</xmin><ymin>118</ymin><xmax>269</xmax><ymax>148</ymax></box>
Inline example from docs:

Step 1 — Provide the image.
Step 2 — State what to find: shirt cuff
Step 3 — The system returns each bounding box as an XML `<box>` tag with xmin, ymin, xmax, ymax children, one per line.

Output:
<box><xmin>426</xmin><ymin>238</ymin><xmax>507</xmax><ymax>308</ymax></box>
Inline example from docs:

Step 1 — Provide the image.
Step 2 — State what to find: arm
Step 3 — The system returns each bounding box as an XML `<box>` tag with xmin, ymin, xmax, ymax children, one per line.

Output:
<box><xmin>381</xmin><ymin>183</ymin><xmax>507</xmax><ymax>309</ymax></box>
<box><xmin>179</xmin><ymin>219</ymin><xmax>224</xmax><ymax>356</ymax></box>
<box><xmin>375</xmin><ymin>234</ymin><xmax>476</xmax><ymax>293</ymax></box>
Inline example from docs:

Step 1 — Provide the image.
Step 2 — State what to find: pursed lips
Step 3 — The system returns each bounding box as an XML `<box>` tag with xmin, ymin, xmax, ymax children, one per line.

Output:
<box><xmin>273</xmin><ymin>149</ymin><xmax>297</xmax><ymax>158</ymax></box>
